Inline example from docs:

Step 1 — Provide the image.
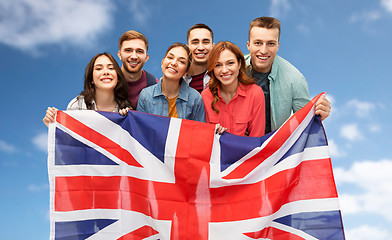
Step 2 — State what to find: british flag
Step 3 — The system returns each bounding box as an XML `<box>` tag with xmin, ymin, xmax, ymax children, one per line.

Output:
<box><xmin>48</xmin><ymin>93</ymin><xmax>345</xmax><ymax>240</ymax></box>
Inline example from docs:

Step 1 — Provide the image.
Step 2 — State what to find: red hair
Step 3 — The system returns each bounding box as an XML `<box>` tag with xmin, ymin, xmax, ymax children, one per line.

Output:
<box><xmin>207</xmin><ymin>41</ymin><xmax>254</xmax><ymax>113</ymax></box>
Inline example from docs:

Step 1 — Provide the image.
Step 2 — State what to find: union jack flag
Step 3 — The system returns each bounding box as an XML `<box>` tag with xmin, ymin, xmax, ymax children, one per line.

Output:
<box><xmin>48</xmin><ymin>93</ymin><xmax>345</xmax><ymax>240</ymax></box>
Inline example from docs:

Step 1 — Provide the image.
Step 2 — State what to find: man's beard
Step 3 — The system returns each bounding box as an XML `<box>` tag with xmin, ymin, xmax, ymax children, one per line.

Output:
<box><xmin>123</xmin><ymin>61</ymin><xmax>143</xmax><ymax>74</ymax></box>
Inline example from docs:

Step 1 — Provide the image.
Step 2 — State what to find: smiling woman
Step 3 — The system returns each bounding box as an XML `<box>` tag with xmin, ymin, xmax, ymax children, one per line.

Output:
<box><xmin>67</xmin><ymin>53</ymin><xmax>131</xmax><ymax>111</ymax></box>
<box><xmin>136</xmin><ymin>43</ymin><xmax>205</xmax><ymax>122</ymax></box>
<box><xmin>42</xmin><ymin>52</ymin><xmax>132</xmax><ymax>127</ymax></box>
<box><xmin>201</xmin><ymin>41</ymin><xmax>266</xmax><ymax>137</ymax></box>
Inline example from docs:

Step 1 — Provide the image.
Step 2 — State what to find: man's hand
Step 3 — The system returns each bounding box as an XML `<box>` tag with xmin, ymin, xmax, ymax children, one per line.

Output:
<box><xmin>315</xmin><ymin>95</ymin><xmax>331</xmax><ymax>121</ymax></box>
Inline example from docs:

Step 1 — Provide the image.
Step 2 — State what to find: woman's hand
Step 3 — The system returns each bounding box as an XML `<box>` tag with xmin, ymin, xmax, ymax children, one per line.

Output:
<box><xmin>119</xmin><ymin>107</ymin><xmax>131</xmax><ymax>116</ymax></box>
<box><xmin>43</xmin><ymin>107</ymin><xmax>57</xmax><ymax>127</ymax></box>
<box><xmin>215</xmin><ymin>123</ymin><xmax>228</xmax><ymax>135</ymax></box>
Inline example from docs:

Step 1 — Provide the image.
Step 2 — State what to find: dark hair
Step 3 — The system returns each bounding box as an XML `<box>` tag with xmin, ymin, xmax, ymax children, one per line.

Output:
<box><xmin>164</xmin><ymin>42</ymin><xmax>192</xmax><ymax>71</ymax></box>
<box><xmin>187</xmin><ymin>23</ymin><xmax>214</xmax><ymax>42</ymax></box>
<box><xmin>118</xmin><ymin>30</ymin><xmax>149</xmax><ymax>51</ymax></box>
<box><xmin>207</xmin><ymin>41</ymin><xmax>254</xmax><ymax>114</ymax></box>
<box><xmin>80</xmin><ymin>52</ymin><xmax>131</xmax><ymax>110</ymax></box>
<box><xmin>249</xmin><ymin>17</ymin><xmax>281</xmax><ymax>40</ymax></box>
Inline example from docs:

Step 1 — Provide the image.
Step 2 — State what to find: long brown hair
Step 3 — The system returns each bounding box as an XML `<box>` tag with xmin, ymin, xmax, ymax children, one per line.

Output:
<box><xmin>80</xmin><ymin>52</ymin><xmax>131</xmax><ymax>110</ymax></box>
<box><xmin>207</xmin><ymin>41</ymin><xmax>254</xmax><ymax>113</ymax></box>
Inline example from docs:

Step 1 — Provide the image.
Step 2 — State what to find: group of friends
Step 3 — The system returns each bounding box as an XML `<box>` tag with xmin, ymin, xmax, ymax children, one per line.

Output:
<box><xmin>43</xmin><ymin>16</ymin><xmax>331</xmax><ymax>137</ymax></box>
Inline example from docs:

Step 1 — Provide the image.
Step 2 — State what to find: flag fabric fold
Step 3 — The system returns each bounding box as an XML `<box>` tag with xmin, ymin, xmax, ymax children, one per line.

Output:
<box><xmin>48</xmin><ymin>93</ymin><xmax>345</xmax><ymax>240</ymax></box>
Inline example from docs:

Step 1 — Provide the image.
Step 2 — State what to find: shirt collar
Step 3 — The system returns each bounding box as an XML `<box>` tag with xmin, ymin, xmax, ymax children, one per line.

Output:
<box><xmin>153</xmin><ymin>77</ymin><xmax>189</xmax><ymax>101</ymax></box>
<box><xmin>246</xmin><ymin>54</ymin><xmax>279</xmax><ymax>82</ymax></box>
<box><xmin>217</xmin><ymin>82</ymin><xmax>247</xmax><ymax>101</ymax></box>
<box><xmin>268</xmin><ymin>55</ymin><xmax>279</xmax><ymax>82</ymax></box>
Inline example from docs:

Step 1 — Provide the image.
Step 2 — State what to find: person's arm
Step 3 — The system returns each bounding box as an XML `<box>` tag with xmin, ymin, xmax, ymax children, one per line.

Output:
<box><xmin>292</xmin><ymin>75</ymin><xmax>330</xmax><ymax>120</ymax></box>
<box><xmin>292</xmin><ymin>75</ymin><xmax>311</xmax><ymax>113</ymax></box>
<box><xmin>43</xmin><ymin>107</ymin><xmax>57</xmax><ymax>127</ymax></box>
<box><xmin>66</xmin><ymin>96</ymin><xmax>86</xmax><ymax>110</ymax></box>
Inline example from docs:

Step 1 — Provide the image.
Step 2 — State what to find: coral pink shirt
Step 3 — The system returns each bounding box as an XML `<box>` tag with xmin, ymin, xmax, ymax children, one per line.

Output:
<box><xmin>201</xmin><ymin>83</ymin><xmax>265</xmax><ymax>137</ymax></box>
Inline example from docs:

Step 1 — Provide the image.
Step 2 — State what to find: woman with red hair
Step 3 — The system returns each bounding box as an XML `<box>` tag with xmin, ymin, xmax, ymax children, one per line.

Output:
<box><xmin>201</xmin><ymin>41</ymin><xmax>265</xmax><ymax>137</ymax></box>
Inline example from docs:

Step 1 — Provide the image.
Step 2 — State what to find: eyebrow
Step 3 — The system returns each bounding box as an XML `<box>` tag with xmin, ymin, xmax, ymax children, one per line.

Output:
<box><xmin>217</xmin><ymin>58</ymin><xmax>236</xmax><ymax>64</ymax></box>
<box><xmin>94</xmin><ymin>63</ymin><xmax>114</xmax><ymax>67</ymax></box>
<box><xmin>191</xmin><ymin>38</ymin><xmax>211</xmax><ymax>42</ymax></box>
<box><xmin>253</xmin><ymin>39</ymin><xmax>277</xmax><ymax>42</ymax></box>
<box><xmin>167</xmin><ymin>53</ymin><xmax>187</xmax><ymax>61</ymax></box>
<box><xmin>124</xmin><ymin>47</ymin><xmax>144</xmax><ymax>51</ymax></box>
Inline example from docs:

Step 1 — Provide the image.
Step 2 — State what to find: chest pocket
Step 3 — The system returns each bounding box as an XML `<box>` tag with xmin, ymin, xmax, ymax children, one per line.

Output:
<box><xmin>208</xmin><ymin>115</ymin><xmax>220</xmax><ymax>124</ymax></box>
<box><xmin>235</xmin><ymin>116</ymin><xmax>249</xmax><ymax>135</ymax></box>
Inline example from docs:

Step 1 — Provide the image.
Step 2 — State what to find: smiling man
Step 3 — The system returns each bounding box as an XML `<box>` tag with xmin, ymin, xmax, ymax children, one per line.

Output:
<box><xmin>117</xmin><ymin>30</ymin><xmax>158</xmax><ymax>109</ymax></box>
<box><xmin>245</xmin><ymin>17</ymin><xmax>330</xmax><ymax>134</ymax></box>
<box><xmin>185</xmin><ymin>23</ymin><xmax>215</xmax><ymax>93</ymax></box>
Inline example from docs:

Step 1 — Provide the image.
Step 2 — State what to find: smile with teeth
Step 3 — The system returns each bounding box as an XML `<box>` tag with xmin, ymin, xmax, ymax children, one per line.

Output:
<box><xmin>195</xmin><ymin>53</ymin><xmax>207</xmax><ymax>57</ymax></box>
<box><xmin>101</xmin><ymin>78</ymin><xmax>113</xmax><ymax>83</ymax></box>
<box><xmin>257</xmin><ymin>55</ymin><xmax>269</xmax><ymax>60</ymax></box>
<box><xmin>128</xmin><ymin>61</ymin><xmax>139</xmax><ymax>67</ymax></box>
<box><xmin>220</xmin><ymin>74</ymin><xmax>232</xmax><ymax>80</ymax></box>
<box><xmin>167</xmin><ymin>67</ymin><xmax>177</xmax><ymax>73</ymax></box>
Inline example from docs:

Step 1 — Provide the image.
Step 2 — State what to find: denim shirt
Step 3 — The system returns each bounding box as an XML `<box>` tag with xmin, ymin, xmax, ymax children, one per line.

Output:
<box><xmin>137</xmin><ymin>78</ymin><xmax>206</xmax><ymax>122</ymax></box>
<box><xmin>245</xmin><ymin>54</ymin><xmax>310</xmax><ymax>131</ymax></box>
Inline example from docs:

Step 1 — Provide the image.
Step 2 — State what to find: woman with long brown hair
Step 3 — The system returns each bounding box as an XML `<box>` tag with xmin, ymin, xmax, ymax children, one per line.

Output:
<box><xmin>201</xmin><ymin>41</ymin><xmax>265</xmax><ymax>137</ymax></box>
<box><xmin>43</xmin><ymin>52</ymin><xmax>131</xmax><ymax>126</ymax></box>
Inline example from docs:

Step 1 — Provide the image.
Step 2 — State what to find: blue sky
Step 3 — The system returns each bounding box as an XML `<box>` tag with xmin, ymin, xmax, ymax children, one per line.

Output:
<box><xmin>1</xmin><ymin>0</ymin><xmax>391</xmax><ymax>239</ymax></box>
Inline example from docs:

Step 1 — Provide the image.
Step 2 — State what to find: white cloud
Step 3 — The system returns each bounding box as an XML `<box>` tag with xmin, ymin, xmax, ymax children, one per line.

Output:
<box><xmin>32</xmin><ymin>132</ymin><xmax>48</xmax><ymax>152</ymax></box>
<box><xmin>0</xmin><ymin>140</ymin><xmax>17</xmax><ymax>154</ymax></box>
<box><xmin>324</xmin><ymin>94</ymin><xmax>337</xmax><ymax>120</ymax></box>
<box><xmin>336</xmin><ymin>194</ymin><xmax>361</xmax><ymax>214</ymax></box>
<box><xmin>0</xmin><ymin>0</ymin><xmax>114</xmax><ymax>52</ymax></box>
<box><xmin>324</xmin><ymin>94</ymin><xmax>335</xmax><ymax>106</ymax></box>
<box><xmin>345</xmin><ymin>225</ymin><xmax>392</xmax><ymax>240</ymax></box>
<box><xmin>328</xmin><ymin>139</ymin><xmax>346</xmax><ymax>158</ymax></box>
<box><xmin>296</xmin><ymin>24</ymin><xmax>310</xmax><ymax>35</ymax></box>
<box><xmin>128</xmin><ymin>0</ymin><xmax>152</xmax><ymax>25</ymax></box>
<box><xmin>28</xmin><ymin>183</ymin><xmax>49</xmax><ymax>192</ymax></box>
<box><xmin>340</xmin><ymin>124</ymin><xmax>363</xmax><ymax>141</ymax></box>
<box><xmin>369</xmin><ymin>124</ymin><xmax>381</xmax><ymax>133</ymax></box>
<box><xmin>382</xmin><ymin>0</ymin><xmax>392</xmax><ymax>13</ymax></box>
<box><xmin>334</xmin><ymin>159</ymin><xmax>392</xmax><ymax>221</ymax></box>
<box><xmin>347</xmin><ymin>99</ymin><xmax>376</xmax><ymax>118</ymax></box>
<box><xmin>270</xmin><ymin>0</ymin><xmax>290</xmax><ymax>18</ymax></box>
<box><xmin>349</xmin><ymin>11</ymin><xmax>382</xmax><ymax>24</ymax></box>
